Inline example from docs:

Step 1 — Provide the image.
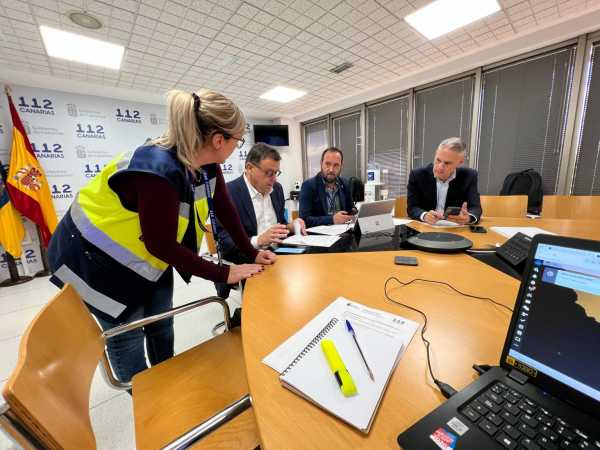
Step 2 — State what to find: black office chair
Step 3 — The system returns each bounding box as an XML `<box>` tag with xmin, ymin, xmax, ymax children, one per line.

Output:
<box><xmin>349</xmin><ymin>176</ymin><xmax>365</xmax><ymax>202</ymax></box>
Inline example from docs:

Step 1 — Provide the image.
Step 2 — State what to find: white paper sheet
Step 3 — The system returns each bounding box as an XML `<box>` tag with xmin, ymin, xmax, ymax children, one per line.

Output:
<box><xmin>393</xmin><ymin>218</ymin><xmax>413</xmax><ymax>226</ymax></box>
<box><xmin>306</xmin><ymin>224</ymin><xmax>354</xmax><ymax>236</ymax></box>
<box><xmin>490</xmin><ymin>226</ymin><xmax>555</xmax><ymax>239</ymax></box>
<box><xmin>421</xmin><ymin>219</ymin><xmax>467</xmax><ymax>228</ymax></box>
<box><xmin>281</xmin><ymin>234</ymin><xmax>341</xmax><ymax>248</ymax></box>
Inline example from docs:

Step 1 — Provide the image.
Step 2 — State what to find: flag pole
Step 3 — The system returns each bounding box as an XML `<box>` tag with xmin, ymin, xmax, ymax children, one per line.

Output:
<box><xmin>34</xmin><ymin>225</ymin><xmax>50</xmax><ymax>277</ymax></box>
<box><xmin>1</xmin><ymin>84</ymin><xmax>33</xmax><ymax>285</ymax></box>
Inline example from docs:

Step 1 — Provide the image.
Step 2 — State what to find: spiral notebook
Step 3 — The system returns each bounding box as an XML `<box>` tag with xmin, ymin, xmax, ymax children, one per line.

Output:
<box><xmin>263</xmin><ymin>297</ymin><xmax>418</xmax><ymax>433</ymax></box>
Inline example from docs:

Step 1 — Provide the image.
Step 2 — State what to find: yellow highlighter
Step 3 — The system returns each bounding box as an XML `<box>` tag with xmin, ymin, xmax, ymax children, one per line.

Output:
<box><xmin>321</xmin><ymin>339</ymin><xmax>358</xmax><ymax>397</ymax></box>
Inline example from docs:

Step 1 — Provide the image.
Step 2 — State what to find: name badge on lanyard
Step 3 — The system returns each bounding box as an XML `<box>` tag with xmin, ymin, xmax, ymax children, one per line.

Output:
<box><xmin>198</xmin><ymin>169</ymin><xmax>223</xmax><ymax>266</ymax></box>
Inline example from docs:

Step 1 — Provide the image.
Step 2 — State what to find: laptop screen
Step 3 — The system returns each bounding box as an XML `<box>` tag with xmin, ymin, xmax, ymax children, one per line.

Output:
<box><xmin>507</xmin><ymin>242</ymin><xmax>600</xmax><ymax>402</ymax></box>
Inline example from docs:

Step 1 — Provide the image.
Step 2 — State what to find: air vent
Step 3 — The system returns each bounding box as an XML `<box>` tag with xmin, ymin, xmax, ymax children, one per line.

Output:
<box><xmin>329</xmin><ymin>62</ymin><xmax>353</xmax><ymax>74</ymax></box>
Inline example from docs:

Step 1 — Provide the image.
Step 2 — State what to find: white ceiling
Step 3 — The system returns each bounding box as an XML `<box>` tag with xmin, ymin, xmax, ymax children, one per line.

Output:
<box><xmin>0</xmin><ymin>0</ymin><xmax>599</xmax><ymax>119</ymax></box>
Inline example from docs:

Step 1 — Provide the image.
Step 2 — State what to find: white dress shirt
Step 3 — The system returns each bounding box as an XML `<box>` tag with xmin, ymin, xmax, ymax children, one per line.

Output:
<box><xmin>420</xmin><ymin>172</ymin><xmax>457</xmax><ymax>221</ymax></box>
<box><xmin>419</xmin><ymin>171</ymin><xmax>475</xmax><ymax>222</ymax></box>
<box><xmin>244</xmin><ymin>174</ymin><xmax>277</xmax><ymax>248</ymax></box>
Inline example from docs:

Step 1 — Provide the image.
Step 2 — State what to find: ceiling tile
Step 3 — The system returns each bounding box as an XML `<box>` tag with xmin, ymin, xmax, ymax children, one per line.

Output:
<box><xmin>0</xmin><ymin>0</ymin><xmax>597</xmax><ymax>116</ymax></box>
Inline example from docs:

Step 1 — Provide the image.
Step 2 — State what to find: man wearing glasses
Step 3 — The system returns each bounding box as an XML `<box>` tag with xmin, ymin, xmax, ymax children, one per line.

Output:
<box><xmin>215</xmin><ymin>142</ymin><xmax>305</xmax><ymax>297</ymax></box>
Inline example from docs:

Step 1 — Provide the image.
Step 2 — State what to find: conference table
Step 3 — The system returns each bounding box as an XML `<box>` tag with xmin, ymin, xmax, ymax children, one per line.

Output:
<box><xmin>241</xmin><ymin>217</ymin><xmax>600</xmax><ymax>449</ymax></box>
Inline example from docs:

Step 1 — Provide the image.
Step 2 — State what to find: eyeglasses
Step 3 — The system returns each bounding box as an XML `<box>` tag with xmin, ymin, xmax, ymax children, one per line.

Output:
<box><xmin>230</xmin><ymin>136</ymin><xmax>245</xmax><ymax>149</ymax></box>
<box><xmin>221</xmin><ymin>132</ymin><xmax>245</xmax><ymax>149</ymax></box>
<box><xmin>251</xmin><ymin>163</ymin><xmax>281</xmax><ymax>178</ymax></box>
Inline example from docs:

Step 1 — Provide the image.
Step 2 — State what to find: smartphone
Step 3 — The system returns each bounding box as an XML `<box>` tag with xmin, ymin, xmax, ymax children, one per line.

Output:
<box><xmin>469</xmin><ymin>225</ymin><xmax>487</xmax><ymax>233</ymax></box>
<box><xmin>443</xmin><ymin>206</ymin><xmax>462</xmax><ymax>218</ymax></box>
<box><xmin>394</xmin><ymin>256</ymin><xmax>418</xmax><ymax>266</ymax></box>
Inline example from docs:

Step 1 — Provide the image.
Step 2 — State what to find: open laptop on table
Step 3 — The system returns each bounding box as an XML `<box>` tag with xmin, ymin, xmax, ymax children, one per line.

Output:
<box><xmin>355</xmin><ymin>198</ymin><xmax>396</xmax><ymax>235</ymax></box>
<box><xmin>398</xmin><ymin>234</ymin><xmax>600</xmax><ymax>450</ymax></box>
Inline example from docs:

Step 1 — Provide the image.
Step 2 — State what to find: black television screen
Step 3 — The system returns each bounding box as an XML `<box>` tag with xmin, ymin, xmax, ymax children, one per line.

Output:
<box><xmin>253</xmin><ymin>124</ymin><xmax>289</xmax><ymax>146</ymax></box>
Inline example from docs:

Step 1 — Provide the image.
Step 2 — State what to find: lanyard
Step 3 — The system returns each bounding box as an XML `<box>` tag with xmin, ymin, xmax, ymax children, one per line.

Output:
<box><xmin>327</xmin><ymin>190</ymin><xmax>337</xmax><ymax>214</ymax></box>
<box><xmin>199</xmin><ymin>169</ymin><xmax>222</xmax><ymax>266</ymax></box>
<box><xmin>325</xmin><ymin>180</ymin><xmax>339</xmax><ymax>215</ymax></box>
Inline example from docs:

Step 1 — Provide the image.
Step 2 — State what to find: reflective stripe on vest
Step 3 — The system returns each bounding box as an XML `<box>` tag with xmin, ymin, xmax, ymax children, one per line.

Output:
<box><xmin>54</xmin><ymin>264</ymin><xmax>127</xmax><ymax>319</ymax></box>
<box><xmin>72</xmin><ymin>152</ymin><xmax>208</xmax><ymax>282</ymax></box>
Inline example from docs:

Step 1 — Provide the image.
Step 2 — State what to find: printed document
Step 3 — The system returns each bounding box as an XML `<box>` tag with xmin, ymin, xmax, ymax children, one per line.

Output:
<box><xmin>282</xmin><ymin>234</ymin><xmax>341</xmax><ymax>248</ymax></box>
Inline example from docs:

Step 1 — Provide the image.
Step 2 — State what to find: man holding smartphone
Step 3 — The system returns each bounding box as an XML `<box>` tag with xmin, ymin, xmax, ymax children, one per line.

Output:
<box><xmin>299</xmin><ymin>147</ymin><xmax>356</xmax><ymax>227</ymax></box>
<box><xmin>407</xmin><ymin>137</ymin><xmax>482</xmax><ymax>225</ymax></box>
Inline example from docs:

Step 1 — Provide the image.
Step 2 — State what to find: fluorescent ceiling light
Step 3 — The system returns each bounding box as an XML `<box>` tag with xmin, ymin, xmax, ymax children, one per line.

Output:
<box><xmin>405</xmin><ymin>0</ymin><xmax>501</xmax><ymax>40</ymax></box>
<box><xmin>39</xmin><ymin>25</ymin><xmax>124</xmax><ymax>70</ymax></box>
<box><xmin>260</xmin><ymin>86</ymin><xmax>307</xmax><ymax>103</ymax></box>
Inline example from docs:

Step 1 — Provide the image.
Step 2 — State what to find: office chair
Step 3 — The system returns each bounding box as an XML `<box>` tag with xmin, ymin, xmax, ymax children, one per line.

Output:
<box><xmin>349</xmin><ymin>176</ymin><xmax>365</xmax><ymax>202</ymax></box>
<box><xmin>0</xmin><ymin>284</ymin><xmax>259</xmax><ymax>449</ymax></box>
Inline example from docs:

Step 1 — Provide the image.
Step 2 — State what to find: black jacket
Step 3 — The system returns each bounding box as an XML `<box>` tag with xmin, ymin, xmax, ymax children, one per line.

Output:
<box><xmin>407</xmin><ymin>164</ymin><xmax>482</xmax><ymax>222</ymax></box>
<box><xmin>299</xmin><ymin>174</ymin><xmax>355</xmax><ymax>227</ymax></box>
<box><xmin>215</xmin><ymin>175</ymin><xmax>286</xmax><ymax>259</ymax></box>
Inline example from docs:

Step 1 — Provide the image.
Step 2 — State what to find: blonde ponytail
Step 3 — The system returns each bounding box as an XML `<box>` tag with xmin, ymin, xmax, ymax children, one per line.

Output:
<box><xmin>152</xmin><ymin>89</ymin><xmax>246</xmax><ymax>168</ymax></box>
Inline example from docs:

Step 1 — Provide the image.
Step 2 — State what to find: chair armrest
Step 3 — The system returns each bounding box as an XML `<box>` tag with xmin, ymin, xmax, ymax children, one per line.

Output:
<box><xmin>201</xmin><ymin>254</ymin><xmax>236</xmax><ymax>266</ymax></box>
<box><xmin>99</xmin><ymin>296</ymin><xmax>231</xmax><ymax>390</ymax></box>
<box><xmin>161</xmin><ymin>394</ymin><xmax>252</xmax><ymax>450</ymax></box>
<box><xmin>102</xmin><ymin>296</ymin><xmax>231</xmax><ymax>339</ymax></box>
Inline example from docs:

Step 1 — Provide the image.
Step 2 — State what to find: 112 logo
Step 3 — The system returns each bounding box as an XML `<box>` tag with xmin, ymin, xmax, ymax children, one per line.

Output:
<box><xmin>76</xmin><ymin>124</ymin><xmax>105</xmax><ymax>139</ymax></box>
<box><xmin>116</xmin><ymin>108</ymin><xmax>141</xmax><ymax>123</ymax></box>
<box><xmin>18</xmin><ymin>97</ymin><xmax>55</xmax><ymax>115</ymax></box>
<box><xmin>84</xmin><ymin>163</ymin><xmax>104</xmax><ymax>177</ymax></box>
<box><xmin>31</xmin><ymin>143</ymin><xmax>64</xmax><ymax>159</ymax></box>
<box><xmin>51</xmin><ymin>184</ymin><xmax>73</xmax><ymax>198</ymax></box>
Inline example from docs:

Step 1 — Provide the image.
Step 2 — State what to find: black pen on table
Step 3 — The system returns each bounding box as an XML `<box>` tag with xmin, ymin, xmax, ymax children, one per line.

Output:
<box><xmin>345</xmin><ymin>319</ymin><xmax>375</xmax><ymax>381</ymax></box>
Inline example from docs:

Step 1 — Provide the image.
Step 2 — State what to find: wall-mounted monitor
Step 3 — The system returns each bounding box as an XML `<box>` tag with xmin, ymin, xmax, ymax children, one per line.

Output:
<box><xmin>253</xmin><ymin>124</ymin><xmax>289</xmax><ymax>146</ymax></box>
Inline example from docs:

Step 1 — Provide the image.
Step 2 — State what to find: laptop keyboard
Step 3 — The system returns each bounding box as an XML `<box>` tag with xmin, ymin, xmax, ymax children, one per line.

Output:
<box><xmin>460</xmin><ymin>382</ymin><xmax>599</xmax><ymax>450</ymax></box>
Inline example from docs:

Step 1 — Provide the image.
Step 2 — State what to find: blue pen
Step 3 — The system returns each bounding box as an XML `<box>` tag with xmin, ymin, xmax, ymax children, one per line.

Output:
<box><xmin>345</xmin><ymin>319</ymin><xmax>375</xmax><ymax>381</ymax></box>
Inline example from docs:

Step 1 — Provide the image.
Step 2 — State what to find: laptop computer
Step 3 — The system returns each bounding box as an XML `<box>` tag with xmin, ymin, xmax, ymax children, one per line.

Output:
<box><xmin>397</xmin><ymin>234</ymin><xmax>600</xmax><ymax>449</ymax></box>
<box><xmin>355</xmin><ymin>198</ymin><xmax>396</xmax><ymax>235</ymax></box>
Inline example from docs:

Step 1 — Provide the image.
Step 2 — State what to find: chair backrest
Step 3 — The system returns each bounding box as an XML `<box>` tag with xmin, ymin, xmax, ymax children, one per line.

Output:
<box><xmin>348</xmin><ymin>176</ymin><xmax>364</xmax><ymax>202</ymax></box>
<box><xmin>542</xmin><ymin>195</ymin><xmax>600</xmax><ymax>220</ymax></box>
<box><xmin>541</xmin><ymin>195</ymin><xmax>572</xmax><ymax>219</ymax></box>
<box><xmin>204</xmin><ymin>225</ymin><xmax>218</xmax><ymax>255</ymax></box>
<box><xmin>480</xmin><ymin>195</ymin><xmax>528</xmax><ymax>218</ymax></box>
<box><xmin>2</xmin><ymin>284</ymin><xmax>104</xmax><ymax>449</ymax></box>
<box><xmin>394</xmin><ymin>196</ymin><xmax>407</xmax><ymax>218</ymax></box>
<box><xmin>570</xmin><ymin>195</ymin><xmax>600</xmax><ymax>220</ymax></box>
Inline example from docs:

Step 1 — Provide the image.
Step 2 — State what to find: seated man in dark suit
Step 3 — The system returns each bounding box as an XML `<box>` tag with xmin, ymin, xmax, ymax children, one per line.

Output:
<box><xmin>407</xmin><ymin>137</ymin><xmax>482</xmax><ymax>224</ymax></box>
<box><xmin>299</xmin><ymin>147</ymin><xmax>356</xmax><ymax>228</ymax></box>
<box><xmin>215</xmin><ymin>143</ymin><xmax>305</xmax><ymax>298</ymax></box>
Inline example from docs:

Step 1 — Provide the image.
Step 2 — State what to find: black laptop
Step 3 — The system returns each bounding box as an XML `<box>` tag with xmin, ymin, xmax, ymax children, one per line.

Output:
<box><xmin>397</xmin><ymin>234</ymin><xmax>600</xmax><ymax>450</ymax></box>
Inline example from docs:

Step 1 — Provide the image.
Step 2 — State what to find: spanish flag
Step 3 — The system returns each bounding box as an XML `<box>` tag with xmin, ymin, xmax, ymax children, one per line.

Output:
<box><xmin>5</xmin><ymin>88</ymin><xmax>57</xmax><ymax>247</ymax></box>
<box><xmin>0</xmin><ymin>161</ymin><xmax>25</xmax><ymax>258</ymax></box>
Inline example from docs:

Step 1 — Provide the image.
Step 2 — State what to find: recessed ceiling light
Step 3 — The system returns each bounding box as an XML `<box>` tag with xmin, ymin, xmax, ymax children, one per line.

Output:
<box><xmin>67</xmin><ymin>10</ymin><xmax>102</xmax><ymax>30</ymax></box>
<box><xmin>259</xmin><ymin>86</ymin><xmax>307</xmax><ymax>103</ymax></box>
<box><xmin>405</xmin><ymin>0</ymin><xmax>501</xmax><ymax>40</ymax></box>
<box><xmin>39</xmin><ymin>25</ymin><xmax>124</xmax><ymax>70</ymax></box>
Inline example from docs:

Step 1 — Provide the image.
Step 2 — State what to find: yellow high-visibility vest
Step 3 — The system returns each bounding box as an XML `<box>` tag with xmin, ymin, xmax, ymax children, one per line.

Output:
<box><xmin>70</xmin><ymin>150</ymin><xmax>212</xmax><ymax>282</ymax></box>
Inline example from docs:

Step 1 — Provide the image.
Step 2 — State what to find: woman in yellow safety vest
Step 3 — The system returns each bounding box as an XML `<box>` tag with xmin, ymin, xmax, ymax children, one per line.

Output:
<box><xmin>48</xmin><ymin>90</ymin><xmax>276</xmax><ymax>383</ymax></box>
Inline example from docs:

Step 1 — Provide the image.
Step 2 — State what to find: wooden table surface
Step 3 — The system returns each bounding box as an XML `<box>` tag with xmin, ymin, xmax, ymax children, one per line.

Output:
<box><xmin>407</xmin><ymin>216</ymin><xmax>600</xmax><ymax>248</ymax></box>
<box><xmin>241</xmin><ymin>218</ymin><xmax>600</xmax><ymax>449</ymax></box>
